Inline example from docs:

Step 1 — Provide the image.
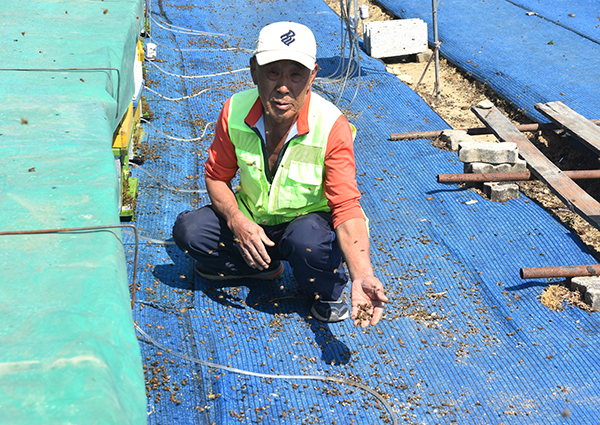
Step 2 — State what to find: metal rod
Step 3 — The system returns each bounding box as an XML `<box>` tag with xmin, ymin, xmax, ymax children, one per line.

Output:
<box><xmin>390</xmin><ymin>119</ymin><xmax>600</xmax><ymax>141</ymax></box>
<box><xmin>438</xmin><ymin>169</ymin><xmax>600</xmax><ymax>183</ymax></box>
<box><xmin>432</xmin><ymin>0</ymin><xmax>440</xmax><ymax>99</ymax></box>
<box><xmin>415</xmin><ymin>41</ymin><xmax>442</xmax><ymax>93</ymax></box>
<box><xmin>0</xmin><ymin>224</ymin><xmax>139</xmax><ymax>308</ymax></box>
<box><xmin>521</xmin><ymin>264</ymin><xmax>600</xmax><ymax>279</ymax></box>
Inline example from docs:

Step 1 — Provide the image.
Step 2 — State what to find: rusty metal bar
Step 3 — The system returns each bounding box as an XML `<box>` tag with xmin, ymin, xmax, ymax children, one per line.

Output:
<box><xmin>390</xmin><ymin>119</ymin><xmax>600</xmax><ymax>141</ymax></box>
<box><xmin>521</xmin><ymin>264</ymin><xmax>600</xmax><ymax>279</ymax></box>
<box><xmin>439</xmin><ymin>172</ymin><xmax>531</xmax><ymax>183</ymax></box>
<box><xmin>438</xmin><ymin>169</ymin><xmax>600</xmax><ymax>183</ymax></box>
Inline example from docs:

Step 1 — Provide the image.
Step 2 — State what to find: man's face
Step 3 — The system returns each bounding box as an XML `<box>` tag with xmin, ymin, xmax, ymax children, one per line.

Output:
<box><xmin>250</xmin><ymin>58</ymin><xmax>317</xmax><ymax>126</ymax></box>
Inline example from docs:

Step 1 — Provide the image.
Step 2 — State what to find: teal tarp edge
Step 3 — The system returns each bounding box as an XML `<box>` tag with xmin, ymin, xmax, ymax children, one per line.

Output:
<box><xmin>0</xmin><ymin>1</ymin><xmax>146</xmax><ymax>424</ymax></box>
<box><xmin>0</xmin><ymin>0</ymin><xmax>145</xmax><ymax>130</ymax></box>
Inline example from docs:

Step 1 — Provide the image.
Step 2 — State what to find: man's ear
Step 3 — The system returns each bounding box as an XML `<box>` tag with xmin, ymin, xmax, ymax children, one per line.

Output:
<box><xmin>249</xmin><ymin>57</ymin><xmax>258</xmax><ymax>85</ymax></box>
<box><xmin>307</xmin><ymin>63</ymin><xmax>318</xmax><ymax>91</ymax></box>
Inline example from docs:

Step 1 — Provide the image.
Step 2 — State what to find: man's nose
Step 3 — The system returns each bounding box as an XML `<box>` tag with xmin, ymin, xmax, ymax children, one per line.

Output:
<box><xmin>275</xmin><ymin>75</ymin><xmax>291</xmax><ymax>93</ymax></box>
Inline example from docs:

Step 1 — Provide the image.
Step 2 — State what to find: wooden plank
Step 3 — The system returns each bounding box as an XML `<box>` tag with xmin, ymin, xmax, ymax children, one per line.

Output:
<box><xmin>535</xmin><ymin>101</ymin><xmax>600</xmax><ymax>156</ymax></box>
<box><xmin>471</xmin><ymin>104</ymin><xmax>600</xmax><ymax>230</ymax></box>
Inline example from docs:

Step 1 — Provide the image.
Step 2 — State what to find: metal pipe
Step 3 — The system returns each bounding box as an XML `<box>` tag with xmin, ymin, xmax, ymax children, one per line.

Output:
<box><xmin>438</xmin><ymin>169</ymin><xmax>600</xmax><ymax>183</ymax></box>
<box><xmin>390</xmin><ymin>119</ymin><xmax>600</xmax><ymax>141</ymax></box>
<box><xmin>521</xmin><ymin>264</ymin><xmax>600</xmax><ymax>279</ymax></box>
<box><xmin>0</xmin><ymin>224</ymin><xmax>139</xmax><ymax>308</ymax></box>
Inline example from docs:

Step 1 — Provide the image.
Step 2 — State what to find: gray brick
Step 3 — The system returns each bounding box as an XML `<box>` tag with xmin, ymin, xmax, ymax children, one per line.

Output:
<box><xmin>483</xmin><ymin>182</ymin><xmax>519</xmax><ymax>202</ymax></box>
<box><xmin>415</xmin><ymin>49</ymin><xmax>433</xmax><ymax>63</ymax></box>
<box><xmin>459</xmin><ymin>141</ymin><xmax>519</xmax><ymax>164</ymax></box>
<box><xmin>571</xmin><ymin>276</ymin><xmax>600</xmax><ymax>311</ymax></box>
<box><xmin>464</xmin><ymin>159</ymin><xmax>528</xmax><ymax>174</ymax></box>
<box><xmin>440</xmin><ymin>130</ymin><xmax>473</xmax><ymax>151</ymax></box>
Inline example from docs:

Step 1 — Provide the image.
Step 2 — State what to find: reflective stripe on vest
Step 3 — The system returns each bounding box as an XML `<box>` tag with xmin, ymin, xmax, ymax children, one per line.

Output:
<box><xmin>228</xmin><ymin>88</ymin><xmax>345</xmax><ymax>225</ymax></box>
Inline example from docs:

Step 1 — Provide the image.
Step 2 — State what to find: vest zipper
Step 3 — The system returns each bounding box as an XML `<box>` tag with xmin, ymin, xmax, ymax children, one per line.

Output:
<box><xmin>249</xmin><ymin>125</ymin><xmax>273</xmax><ymax>185</ymax></box>
<box><xmin>248</xmin><ymin>123</ymin><xmax>306</xmax><ymax>194</ymax></box>
<box><xmin>238</xmin><ymin>196</ymin><xmax>255</xmax><ymax>219</ymax></box>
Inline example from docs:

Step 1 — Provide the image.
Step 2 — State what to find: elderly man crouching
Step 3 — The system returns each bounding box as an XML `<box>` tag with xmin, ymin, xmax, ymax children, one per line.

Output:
<box><xmin>173</xmin><ymin>22</ymin><xmax>387</xmax><ymax>327</ymax></box>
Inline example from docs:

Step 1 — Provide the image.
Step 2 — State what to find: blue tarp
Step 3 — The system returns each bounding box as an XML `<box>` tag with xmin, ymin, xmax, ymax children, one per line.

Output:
<box><xmin>131</xmin><ymin>0</ymin><xmax>600</xmax><ymax>423</ymax></box>
<box><xmin>375</xmin><ymin>0</ymin><xmax>600</xmax><ymax>124</ymax></box>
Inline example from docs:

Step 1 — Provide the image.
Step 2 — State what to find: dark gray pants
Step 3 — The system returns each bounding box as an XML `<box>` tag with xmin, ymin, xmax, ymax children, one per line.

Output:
<box><xmin>172</xmin><ymin>206</ymin><xmax>347</xmax><ymax>301</ymax></box>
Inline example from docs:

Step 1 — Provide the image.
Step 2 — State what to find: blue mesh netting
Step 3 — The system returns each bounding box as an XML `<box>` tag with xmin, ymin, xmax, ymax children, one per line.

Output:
<box><xmin>129</xmin><ymin>0</ymin><xmax>600</xmax><ymax>423</ymax></box>
<box><xmin>376</xmin><ymin>0</ymin><xmax>600</xmax><ymax>124</ymax></box>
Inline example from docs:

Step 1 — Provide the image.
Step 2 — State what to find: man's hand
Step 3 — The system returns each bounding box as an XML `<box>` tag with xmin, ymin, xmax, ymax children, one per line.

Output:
<box><xmin>206</xmin><ymin>178</ymin><xmax>275</xmax><ymax>270</ymax></box>
<box><xmin>351</xmin><ymin>275</ymin><xmax>388</xmax><ymax>328</ymax></box>
<box><xmin>228</xmin><ymin>214</ymin><xmax>275</xmax><ymax>270</ymax></box>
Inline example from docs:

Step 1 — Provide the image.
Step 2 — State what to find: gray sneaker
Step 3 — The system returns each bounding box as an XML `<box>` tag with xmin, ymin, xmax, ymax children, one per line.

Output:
<box><xmin>311</xmin><ymin>299</ymin><xmax>349</xmax><ymax>323</ymax></box>
<box><xmin>195</xmin><ymin>261</ymin><xmax>284</xmax><ymax>281</ymax></box>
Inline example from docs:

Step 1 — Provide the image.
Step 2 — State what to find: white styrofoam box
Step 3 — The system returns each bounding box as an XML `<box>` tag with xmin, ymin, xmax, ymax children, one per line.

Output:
<box><xmin>363</xmin><ymin>19</ymin><xmax>428</xmax><ymax>59</ymax></box>
<box><xmin>132</xmin><ymin>53</ymin><xmax>144</xmax><ymax>104</ymax></box>
<box><xmin>115</xmin><ymin>156</ymin><xmax>122</xmax><ymax>213</ymax></box>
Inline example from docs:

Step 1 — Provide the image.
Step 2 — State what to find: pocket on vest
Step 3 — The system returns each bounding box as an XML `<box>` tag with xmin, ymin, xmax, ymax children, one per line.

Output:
<box><xmin>279</xmin><ymin>161</ymin><xmax>323</xmax><ymax>208</ymax></box>
<box><xmin>237</xmin><ymin>151</ymin><xmax>263</xmax><ymax>189</ymax></box>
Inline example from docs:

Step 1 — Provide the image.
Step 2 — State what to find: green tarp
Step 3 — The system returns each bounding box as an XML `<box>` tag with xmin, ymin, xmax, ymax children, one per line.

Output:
<box><xmin>0</xmin><ymin>1</ymin><xmax>146</xmax><ymax>424</ymax></box>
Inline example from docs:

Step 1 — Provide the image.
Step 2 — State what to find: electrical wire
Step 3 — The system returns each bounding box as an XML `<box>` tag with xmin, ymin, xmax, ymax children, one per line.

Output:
<box><xmin>122</xmin><ymin>229</ymin><xmax>176</xmax><ymax>246</ymax></box>
<box><xmin>142</xmin><ymin>84</ymin><xmax>222</xmax><ymax>102</ymax></box>
<box><xmin>312</xmin><ymin>0</ymin><xmax>362</xmax><ymax>108</ymax></box>
<box><xmin>147</xmin><ymin>33</ymin><xmax>252</xmax><ymax>53</ymax></box>
<box><xmin>135</xmin><ymin>324</ymin><xmax>399</xmax><ymax>425</ymax></box>
<box><xmin>145</xmin><ymin>60</ymin><xmax>250</xmax><ymax>80</ymax></box>
<box><xmin>139</xmin><ymin>117</ymin><xmax>215</xmax><ymax>143</ymax></box>
<box><xmin>149</xmin><ymin>14</ymin><xmax>241</xmax><ymax>41</ymax></box>
<box><xmin>129</xmin><ymin>161</ymin><xmax>208</xmax><ymax>193</ymax></box>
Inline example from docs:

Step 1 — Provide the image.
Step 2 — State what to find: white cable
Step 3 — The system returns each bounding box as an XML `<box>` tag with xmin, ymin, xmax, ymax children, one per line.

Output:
<box><xmin>150</xmin><ymin>15</ymin><xmax>235</xmax><ymax>39</ymax></box>
<box><xmin>129</xmin><ymin>161</ymin><xmax>208</xmax><ymax>193</ymax></box>
<box><xmin>139</xmin><ymin>118</ymin><xmax>215</xmax><ymax>143</ymax></box>
<box><xmin>145</xmin><ymin>60</ymin><xmax>250</xmax><ymax>80</ymax></box>
<box><xmin>122</xmin><ymin>229</ymin><xmax>176</xmax><ymax>245</ymax></box>
<box><xmin>135</xmin><ymin>324</ymin><xmax>399</xmax><ymax>425</ymax></box>
<box><xmin>148</xmin><ymin>34</ymin><xmax>252</xmax><ymax>53</ymax></box>
<box><xmin>143</xmin><ymin>84</ymin><xmax>223</xmax><ymax>102</ymax></box>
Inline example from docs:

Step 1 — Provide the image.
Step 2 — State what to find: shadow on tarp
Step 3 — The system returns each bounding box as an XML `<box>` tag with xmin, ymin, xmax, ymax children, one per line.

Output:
<box><xmin>156</xmin><ymin>244</ymin><xmax>353</xmax><ymax>365</ymax></box>
<box><xmin>200</xmin><ymin>276</ymin><xmax>352</xmax><ymax>365</ymax></box>
<box><xmin>316</xmin><ymin>55</ymin><xmax>385</xmax><ymax>80</ymax></box>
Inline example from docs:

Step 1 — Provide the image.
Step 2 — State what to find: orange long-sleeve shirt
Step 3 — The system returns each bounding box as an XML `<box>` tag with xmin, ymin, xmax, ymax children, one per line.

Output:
<box><xmin>204</xmin><ymin>90</ymin><xmax>364</xmax><ymax>229</ymax></box>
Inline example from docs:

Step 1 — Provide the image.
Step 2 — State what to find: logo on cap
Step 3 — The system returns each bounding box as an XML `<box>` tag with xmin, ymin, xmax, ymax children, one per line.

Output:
<box><xmin>280</xmin><ymin>30</ymin><xmax>296</xmax><ymax>46</ymax></box>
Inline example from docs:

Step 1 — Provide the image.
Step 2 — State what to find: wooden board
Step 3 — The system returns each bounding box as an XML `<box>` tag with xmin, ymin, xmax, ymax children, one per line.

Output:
<box><xmin>471</xmin><ymin>104</ymin><xmax>600</xmax><ymax>230</ymax></box>
<box><xmin>535</xmin><ymin>101</ymin><xmax>600</xmax><ymax>156</ymax></box>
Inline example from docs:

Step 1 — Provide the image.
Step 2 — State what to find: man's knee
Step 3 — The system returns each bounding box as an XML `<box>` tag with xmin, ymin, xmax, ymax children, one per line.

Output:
<box><xmin>172</xmin><ymin>210</ymin><xmax>194</xmax><ymax>246</ymax></box>
<box><xmin>283</xmin><ymin>213</ymin><xmax>339</xmax><ymax>265</ymax></box>
<box><xmin>172</xmin><ymin>206</ymin><xmax>216</xmax><ymax>251</ymax></box>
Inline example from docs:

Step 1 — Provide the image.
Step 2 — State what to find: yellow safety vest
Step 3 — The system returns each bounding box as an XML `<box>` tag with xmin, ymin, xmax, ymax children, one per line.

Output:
<box><xmin>228</xmin><ymin>88</ymin><xmax>347</xmax><ymax>225</ymax></box>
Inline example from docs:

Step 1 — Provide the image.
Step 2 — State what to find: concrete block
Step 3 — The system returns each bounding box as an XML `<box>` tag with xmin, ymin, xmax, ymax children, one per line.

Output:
<box><xmin>571</xmin><ymin>276</ymin><xmax>600</xmax><ymax>311</ymax></box>
<box><xmin>483</xmin><ymin>181</ymin><xmax>519</xmax><ymax>202</ymax></box>
<box><xmin>458</xmin><ymin>140</ymin><xmax>519</xmax><ymax>164</ymax></box>
<box><xmin>440</xmin><ymin>130</ymin><xmax>473</xmax><ymax>151</ymax></box>
<box><xmin>363</xmin><ymin>19</ymin><xmax>428</xmax><ymax>59</ymax></box>
<box><xmin>415</xmin><ymin>49</ymin><xmax>433</xmax><ymax>63</ymax></box>
<box><xmin>464</xmin><ymin>159</ymin><xmax>528</xmax><ymax>174</ymax></box>
<box><xmin>397</xmin><ymin>74</ymin><xmax>413</xmax><ymax>85</ymax></box>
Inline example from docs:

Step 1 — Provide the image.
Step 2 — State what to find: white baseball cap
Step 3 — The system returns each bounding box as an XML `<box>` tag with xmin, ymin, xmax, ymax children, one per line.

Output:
<box><xmin>254</xmin><ymin>22</ymin><xmax>317</xmax><ymax>70</ymax></box>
